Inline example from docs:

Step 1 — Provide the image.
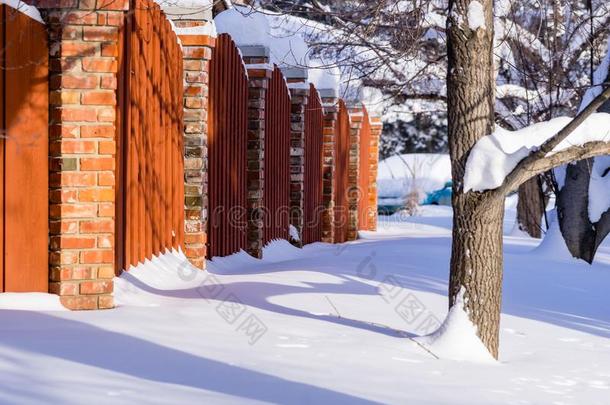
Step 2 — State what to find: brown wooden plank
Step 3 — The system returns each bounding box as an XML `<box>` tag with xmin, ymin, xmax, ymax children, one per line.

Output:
<box><xmin>0</xmin><ymin>4</ymin><xmax>5</xmax><ymax>291</ymax></box>
<box><xmin>4</xmin><ymin>10</ymin><xmax>48</xmax><ymax>292</ymax></box>
<box><xmin>263</xmin><ymin>66</ymin><xmax>291</xmax><ymax>244</ymax></box>
<box><xmin>115</xmin><ymin>11</ymin><xmax>130</xmax><ymax>273</ymax></box>
<box><xmin>151</xmin><ymin>6</ymin><xmax>160</xmax><ymax>256</ymax></box>
<box><xmin>303</xmin><ymin>85</ymin><xmax>324</xmax><ymax>245</ymax></box>
<box><xmin>207</xmin><ymin>34</ymin><xmax>249</xmax><ymax>257</ymax></box>
<box><xmin>175</xmin><ymin>42</ymin><xmax>184</xmax><ymax>249</ymax></box>
<box><xmin>136</xmin><ymin>1</ymin><xmax>146</xmax><ymax>264</ymax></box>
<box><xmin>159</xmin><ymin>19</ymin><xmax>167</xmax><ymax>251</ymax></box>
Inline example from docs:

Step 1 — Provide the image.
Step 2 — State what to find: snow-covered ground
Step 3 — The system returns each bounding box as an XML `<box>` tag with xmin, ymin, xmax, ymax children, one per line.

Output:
<box><xmin>1</xmin><ymin>204</ymin><xmax>610</xmax><ymax>404</ymax></box>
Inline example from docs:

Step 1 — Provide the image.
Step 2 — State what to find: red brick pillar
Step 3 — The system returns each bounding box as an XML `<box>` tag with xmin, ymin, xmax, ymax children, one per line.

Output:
<box><xmin>175</xmin><ymin>23</ymin><xmax>216</xmax><ymax>269</ymax></box>
<box><xmin>43</xmin><ymin>0</ymin><xmax>127</xmax><ymax>310</ymax></box>
<box><xmin>283</xmin><ymin>68</ymin><xmax>309</xmax><ymax>247</ymax></box>
<box><xmin>241</xmin><ymin>46</ymin><xmax>272</xmax><ymax>258</ymax></box>
<box><xmin>347</xmin><ymin>106</ymin><xmax>363</xmax><ymax>241</ymax></box>
<box><xmin>368</xmin><ymin>116</ymin><xmax>383</xmax><ymax>231</ymax></box>
<box><xmin>319</xmin><ymin>90</ymin><xmax>339</xmax><ymax>243</ymax></box>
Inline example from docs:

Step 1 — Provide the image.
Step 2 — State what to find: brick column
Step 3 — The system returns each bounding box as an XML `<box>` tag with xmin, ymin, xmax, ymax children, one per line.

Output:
<box><xmin>319</xmin><ymin>89</ymin><xmax>338</xmax><ymax>243</ymax></box>
<box><xmin>43</xmin><ymin>0</ymin><xmax>127</xmax><ymax>310</ymax></box>
<box><xmin>368</xmin><ymin>116</ymin><xmax>383</xmax><ymax>231</ymax></box>
<box><xmin>175</xmin><ymin>22</ymin><xmax>216</xmax><ymax>270</ymax></box>
<box><xmin>282</xmin><ymin>68</ymin><xmax>309</xmax><ymax>247</ymax></box>
<box><xmin>241</xmin><ymin>46</ymin><xmax>272</xmax><ymax>258</ymax></box>
<box><xmin>346</xmin><ymin>106</ymin><xmax>363</xmax><ymax>241</ymax></box>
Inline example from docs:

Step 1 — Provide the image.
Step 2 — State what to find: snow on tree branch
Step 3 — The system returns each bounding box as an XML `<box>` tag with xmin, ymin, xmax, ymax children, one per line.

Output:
<box><xmin>464</xmin><ymin>87</ymin><xmax>610</xmax><ymax>194</ymax></box>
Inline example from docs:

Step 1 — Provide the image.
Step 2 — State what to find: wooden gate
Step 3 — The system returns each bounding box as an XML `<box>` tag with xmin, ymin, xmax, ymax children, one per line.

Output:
<box><xmin>358</xmin><ymin>107</ymin><xmax>373</xmax><ymax>231</ymax></box>
<box><xmin>262</xmin><ymin>66</ymin><xmax>291</xmax><ymax>245</ymax></box>
<box><xmin>207</xmin><ymin>34</ymin><xmax>249</xmax><ymax>258</ymax></box>
<box><xmin>0</xmin><ymin>6</ymin><xmax>48</xmax><ymax>292</ymax></box>
<box><xmin>116</xmin><ymin>0</ymin><xmax>184</xmax><ymax>271</ymax></box>
<box><xmin>334</xmin><ymin>100</ymin><xmax>350</xmax><ymax>243</ymax></box>
<box><xmin>303</xmin><ymin>85</ymin><xmax>324</xmax><ymax>245</ymax></box>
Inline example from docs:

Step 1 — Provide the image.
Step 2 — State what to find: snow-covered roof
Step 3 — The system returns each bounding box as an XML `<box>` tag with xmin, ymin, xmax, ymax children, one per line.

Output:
<box><xmin>155</xmin><ymin>0</ymin><xmax>213</xmax><ymax>20</ymax></box>
<box><xmin>268</xmin><ymin>33</ymin><xmax>309</xmax><ymax>69</ymax></box>
<box><xmin>214</xmin><ymin>5</ymin><xmax>384</xmax><ymax>108</ymax></box>
<box><xmin>1</xmin><ymin>0</ymin><xmax>44</xmax><ymax>24</ymax></box>
<box><xmin>215</xmin><ymin>6</ymin><xmax>270</xmax><ymax>47</ymax></box>
<box><xmin>308</xmin><ymin>59</ymin><xmax>341</xmax><ymax>94</ymax></box>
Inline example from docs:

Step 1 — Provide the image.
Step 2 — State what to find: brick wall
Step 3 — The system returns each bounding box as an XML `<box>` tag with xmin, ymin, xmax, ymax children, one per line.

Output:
<box><xmin>175</xmin><ymin>23</ymin><xmax>216</xmax><ymax>269</ymax></box>
<box><xmin>347</xmin><ymin>107</ymin><xmax>363</xmax><ymax>241</ymax></box>
<box><xmin>320</xmin><ymin>91</ymin><xmax>338</xmax><ymax>243</ymax></box>
<box><xmin>241</xmin><ymin>46</ymin><xmax>272</xmax><ymax>258</ymax></box>
<box><xmin>368</xmin><ymin>116</ymin><xmax>382</xmax><ymax>231</ymax></box>
<box><xmin>42</xmin><ymin>0</ymin><xmax>128</xmax><ymax>310</ymax></box>
<box><xmin>283</xmin><ymin>69</ymin><xmax>309</xmax><ymax>247</ymax></box>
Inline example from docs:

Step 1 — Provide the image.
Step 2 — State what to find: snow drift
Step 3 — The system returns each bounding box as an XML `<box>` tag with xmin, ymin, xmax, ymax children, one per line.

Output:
<box><xmin>377</xmin><ymin>154</ymin><xmax>451</xmax><ymax>204</ymax></box>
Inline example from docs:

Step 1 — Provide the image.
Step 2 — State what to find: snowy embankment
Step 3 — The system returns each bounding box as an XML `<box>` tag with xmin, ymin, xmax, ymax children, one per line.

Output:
<box><xmin>377</xmin><ymin>153</ymin><xmax>451</xmax><ymax>205</ymax></box>
<box><xmin>1</xmin><ymin>208</ymin><xmax>610</xmax><ymax>403</ymax></box>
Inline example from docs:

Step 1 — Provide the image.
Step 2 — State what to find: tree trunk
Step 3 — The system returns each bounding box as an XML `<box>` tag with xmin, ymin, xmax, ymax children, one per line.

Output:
<box><xmin>447</xmin><ymin>0</ymin><xmax>502</xmax><ymax>358</ymax></box>
<box><xmin>516</xmin><ymin>176</ymin><xmax>544</xmax><ymax>238</ymax></box>
<box><xmin>450</xmin><ymin>194</ymin><xmax>504</xmax><ymax>358</ymax></box>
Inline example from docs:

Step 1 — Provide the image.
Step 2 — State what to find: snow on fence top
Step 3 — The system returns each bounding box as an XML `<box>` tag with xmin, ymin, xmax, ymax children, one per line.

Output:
<box><xmin>1</xmin><ymin>0</ymin><xmax>44</xmax><ymax>24</ymax></box>
<box><xmin>463</xmin><ymin>113</ymin><xmax>610</xmax><ymax>193</ymax></box>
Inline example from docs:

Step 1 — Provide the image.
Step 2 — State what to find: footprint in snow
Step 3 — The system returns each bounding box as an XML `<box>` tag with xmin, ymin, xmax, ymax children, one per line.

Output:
<box><xmin>504</xmin><ymin>328</ymin><xmax>526</xmax><ymax>337</ymax></box>
<box><xmin>588</xmin><ymin>380</ymin><xmax>609</xmax><ymax>389</ymax></box>
<box><xmin>391</xmin><ymin>356</ymin><xmax>422</xmax><ymax>363</ymax></box>
<box><xmin>558</xmin><ymin>337</ymin><xmax>580</xmax><ymax>343</ymax></box>
<box><xmin>551</xmin><ymin>376</ymin><xmax>577</xmax><ymax>387</ymax></box>
<box><xmin>276</xmin><ymin>343</ymin><xmax>310</xmax><ymax>348</ymax></box>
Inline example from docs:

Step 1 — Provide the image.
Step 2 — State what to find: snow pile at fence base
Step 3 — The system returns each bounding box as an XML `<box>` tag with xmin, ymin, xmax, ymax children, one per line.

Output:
<box><xmin>414</xmin><ymin>288</ymin><xmax>496</xmax><ymax>363</ymax></box>
<box><xmin>114</xmin><ymin>249</ymin><xmax>209</xmax><ymax>307</ymax></box>
<box><xmin>464</xmin><ymin>113</ymin><xmax>610</xmax><ymax>192</ymax></box>
<box><xmin>0</xmin><ymin>293</ymin><xmax>66</xmax><ymax>311</ymax></box>
<box><xmin>377</xmin><ymin>153</ymin><xmax>451</xmax><ymax>203</ymax></box>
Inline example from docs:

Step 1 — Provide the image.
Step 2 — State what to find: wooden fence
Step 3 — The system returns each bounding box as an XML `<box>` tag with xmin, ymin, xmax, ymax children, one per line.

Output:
<box><xmin>358</xmin><ymin>106</ymin><xmax>373</xmax><ymax>231</ymax></box>
<box><xmin>0</xmin><ymin>6</ymin><xmax>48</xmax><ymax>292</ymax></box>
<box><xmin>262</xmin><ymin>66</ymin><xmax>291</xmax><ymax>245</ymax></box>
<box><xmin>207</xmin><ymin>34</ymin><xmax>249</xmax><ymax>258</ymax></box>
<box><xmin>303</xmin><ymin>84</ymin><xmax>325</xmax><ymax>245</ymax></box>
<box><xmin>116</xmin><ymin>0</ymin><xmax>184</xmax><ymax>270</ymax></box>
<box><xmin>334</xmin><ymin>100</ymin><xmax>351</xmax><ymax>243</ymax></box>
